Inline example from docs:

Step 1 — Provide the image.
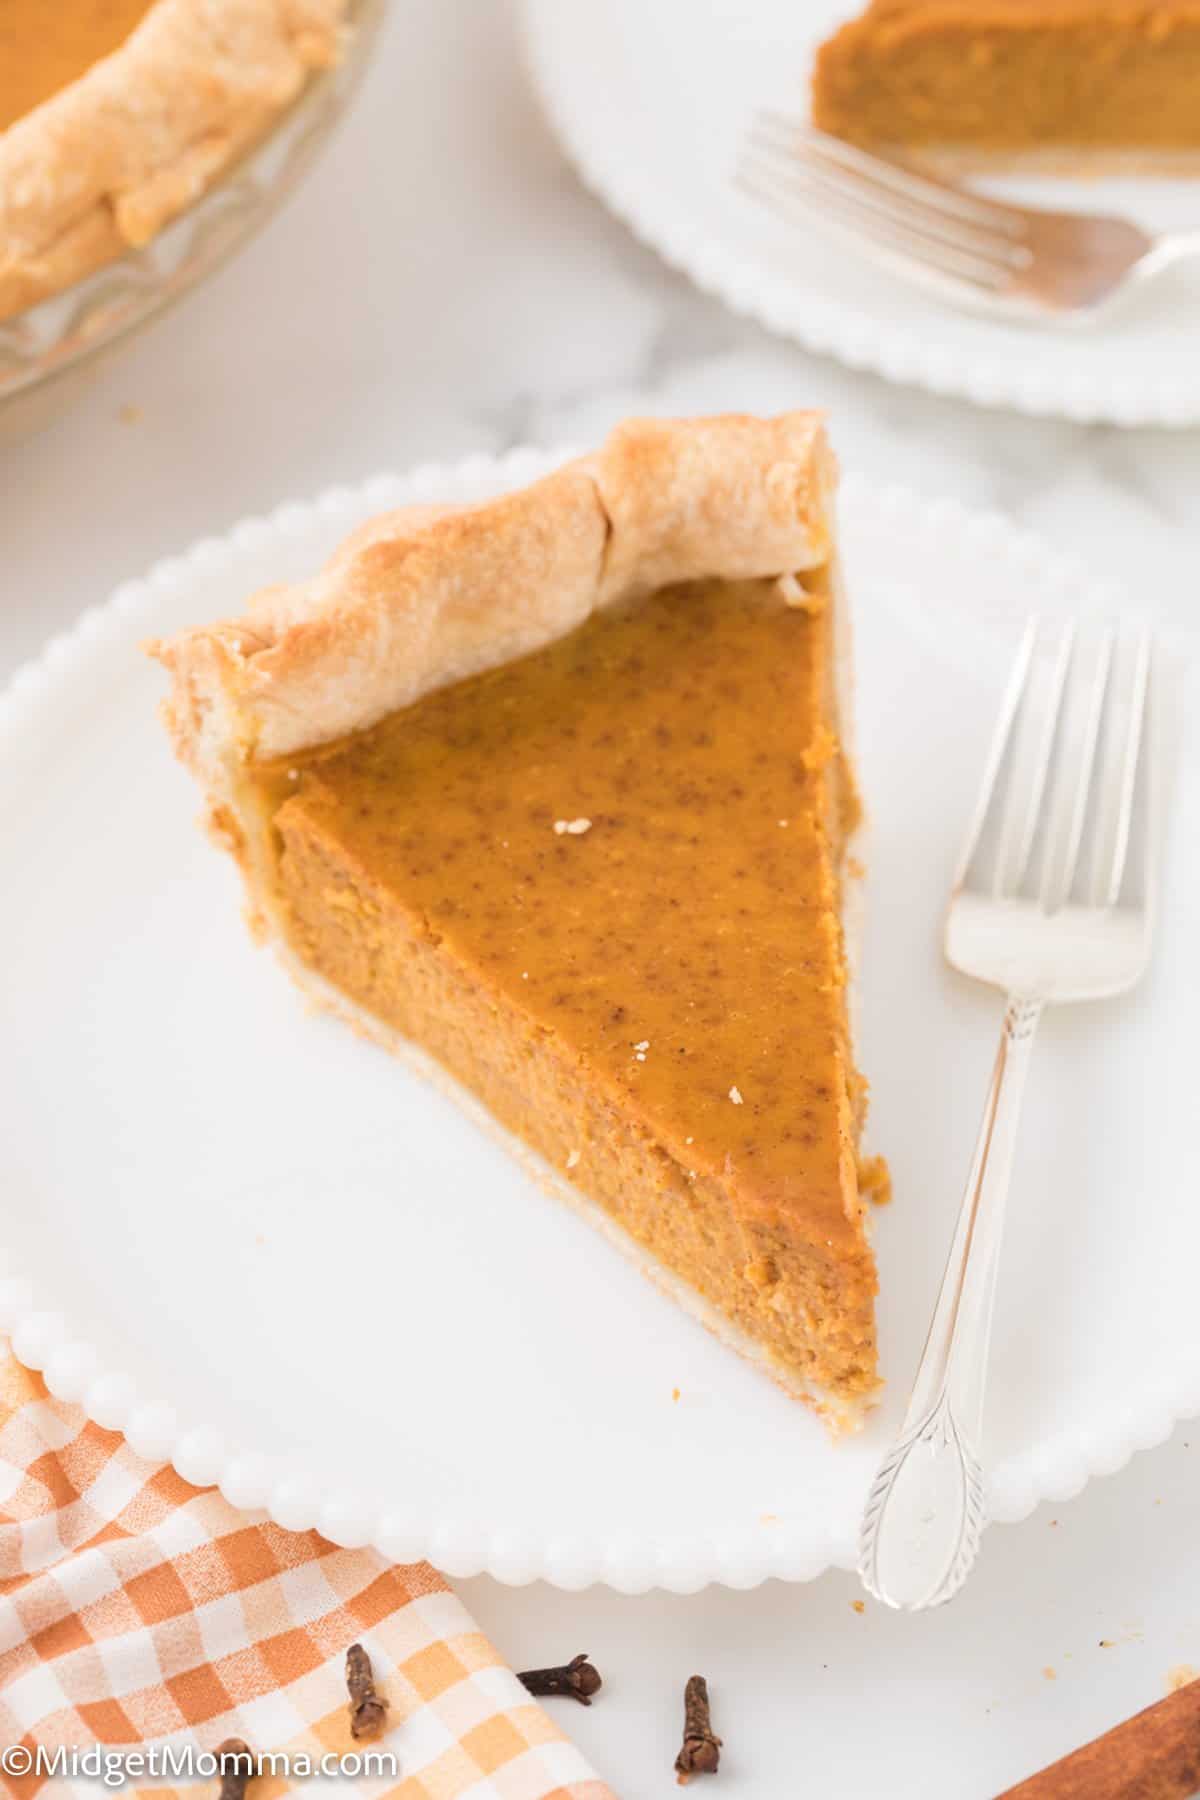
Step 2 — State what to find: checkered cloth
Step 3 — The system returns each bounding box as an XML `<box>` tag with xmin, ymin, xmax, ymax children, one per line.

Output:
<box><xmin>0</xmin><ymin>1345</ymin><xmax>613</xmax><ymax>1799</ymax></box>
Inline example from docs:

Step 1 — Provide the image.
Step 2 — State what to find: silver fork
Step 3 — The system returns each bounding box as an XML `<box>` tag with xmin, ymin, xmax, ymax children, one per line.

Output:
<box><xmin>738</xmin><ymin>114</ymin><xmax>1200</xmax><ymax>320</ymax></box>
<box><xmin>858</xmin><ymin>616</ymin><xmax>1157</xmax><ymax>1610</ymax></box>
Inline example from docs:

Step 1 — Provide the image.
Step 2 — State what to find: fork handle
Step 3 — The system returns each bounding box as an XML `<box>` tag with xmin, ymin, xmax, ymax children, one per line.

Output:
<box><xmin>858</xmin><ymin>993</ymin><xmax>1043</xmax><ymax>1610</ymax></box>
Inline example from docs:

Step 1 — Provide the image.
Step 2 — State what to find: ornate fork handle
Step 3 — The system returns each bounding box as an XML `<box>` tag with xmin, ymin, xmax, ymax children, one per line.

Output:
<box><xmin>859</xmin><ymin>994</ymin><xmax>1043</xmax><ymax>1610</ymax></box>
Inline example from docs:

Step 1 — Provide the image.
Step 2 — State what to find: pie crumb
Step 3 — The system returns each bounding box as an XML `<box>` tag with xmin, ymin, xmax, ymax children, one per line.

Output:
<box><xmin>802</xmin><ymin>724</ymin><xmax>838</xmax><ymax>774</ymax></box>
<box><xmin>118</xmin><ymin>402</ymin><xmax>142</xmax><ymax>425</ymax></box>
<box><xmin>1042</xmin><ymin>1667</ymin><xmax>1057</xmax><ymax>1681</ymax></box>
<box><xmin>553</xmin><ymin>817</ymin><xmax>592</xmax><ymax>836</ymax></box>
<box><xmin>729</xmin><ymin>1085</ymin><xmax>744</xmax><ymax>1105</ymax></box>
<box><xmin>851</xmin><ymin>1600</ymin><xmax>865</xmax><ymax>1615</ymax></box>
<box><xmin>1167</xmin><ymin>1665</ymin><xmax>1198</xmax><ymax>1694</ymax></box>
<box><xmin>777</xmin><ymin>572</ymin><xmax>819</xmax><ymax>611</ymax></box>
<box><xmin>858</xmin><ymin>1155</ymin><xmax>893</xmax><ymax>1207</ymax></box>
<box><xmin>671</xmin><ymin>1387</ymin><xmax>681</xmax><ymax>1403</ymax></box>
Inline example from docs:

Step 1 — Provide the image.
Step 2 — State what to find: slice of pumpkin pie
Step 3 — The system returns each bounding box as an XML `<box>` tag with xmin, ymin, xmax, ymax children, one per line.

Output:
<box><xmin>150</xmin><ymin>413</ymin><xmax>883</xmax><ymax>1428</ymax></box>
<box><xmin>812</xmin><ymin>0</ymin><xmax>1200</xmax><ymax>165</ymax></box>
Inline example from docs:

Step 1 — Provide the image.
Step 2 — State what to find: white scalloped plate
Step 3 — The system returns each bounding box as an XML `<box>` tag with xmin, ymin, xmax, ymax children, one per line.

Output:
<box><xmin>521</xmin><ymin>0</ymin><xmax>1200</xmax><ymax>427</ymax></box>
<box><xmin>2</xmin><ymin>448</ymin><xmax>1197</xmax><ymax>1593</ymax></box>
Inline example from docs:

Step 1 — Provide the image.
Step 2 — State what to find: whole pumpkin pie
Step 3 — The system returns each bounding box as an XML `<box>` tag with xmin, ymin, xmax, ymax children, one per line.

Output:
<box><xmin>150</xmin><ymin>413</ymin><xmax>885</xmax><ymax>1429</ymax></box>
<box><xmin>813</xmin><ymin>1</ymin><xmax>1200</xmax><ymax>163</ymax></box>
<box><xmin>0</xmin><ymin>0</ymin><xmax>348</xmax><ymax>323</ymax></box>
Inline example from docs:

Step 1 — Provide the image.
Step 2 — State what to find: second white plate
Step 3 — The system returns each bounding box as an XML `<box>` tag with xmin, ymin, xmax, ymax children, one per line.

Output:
<box><xmin>2</xmin><ymin>447</ymin><xmax>1197</xmax><ymax>1591</ymax></box>
<box><xmin>521</xmin><ymin>0</ymin><xmax>1200</xmax><ymax>427</ymax></box>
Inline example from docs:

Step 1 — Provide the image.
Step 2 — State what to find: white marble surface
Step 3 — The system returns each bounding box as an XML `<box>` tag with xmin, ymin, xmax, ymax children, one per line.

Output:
<box><xmin>3</xmin><ymin>3</ymin><xmax>1198</xmax><ymax>1796</ymax></box>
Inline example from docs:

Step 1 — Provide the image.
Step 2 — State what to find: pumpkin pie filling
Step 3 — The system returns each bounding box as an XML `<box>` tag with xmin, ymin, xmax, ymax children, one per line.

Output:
<box><xmin>0</xmin><ymin>1</ymin><xmax>157</xmax><ymax>132</ymax></box>
<box><xmin>150</xmin><ymin>413</ymin><xmax>884</xmax><ymax>1429</ymax></box>
<box><xmin>813</xmin><ymin>0</ymin><xmax>1200</xmax><ymax>160</ymax></box>
<box><xmin>246</xmin><ymin>575</ymin><xmax>877</xmax><ymax>1414</ymax></box>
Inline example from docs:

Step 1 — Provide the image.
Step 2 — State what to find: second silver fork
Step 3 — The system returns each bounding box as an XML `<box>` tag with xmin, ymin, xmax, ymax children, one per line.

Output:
<box><xmin>738</xmin><ymin>114</ymin><xmax>1200</xmax><ymax>320</ymax></box>
<box><xmin>858</xmin><ymin>616</ymin><xmax>1157</xmax><ymax>1611</ymax></box>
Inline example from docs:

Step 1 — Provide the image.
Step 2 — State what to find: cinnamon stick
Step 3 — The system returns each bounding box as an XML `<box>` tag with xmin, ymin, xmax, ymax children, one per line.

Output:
<box><xmin>997</xmin><ymin>1677</ymin><xmax>1200</xmax><ymax>1798</ymax></box>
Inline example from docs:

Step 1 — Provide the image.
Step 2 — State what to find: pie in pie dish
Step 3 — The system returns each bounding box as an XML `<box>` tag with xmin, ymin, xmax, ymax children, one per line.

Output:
<box><xmin>0</xmin><ymin>0</ymin><xmax>348</xmax><ymax>323</ymax></box>
<box><xmin>813</xmin><ymin>1</ymin><xmax>1200</xmax><ymax>165</ymax></box>
<box><xmin>150</xmin><ymin>413</ymin><xmax>885</xmax><ymax>1429</ymax></box>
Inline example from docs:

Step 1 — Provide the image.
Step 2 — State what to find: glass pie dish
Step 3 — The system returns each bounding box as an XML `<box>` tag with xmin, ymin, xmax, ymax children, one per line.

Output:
<box><xmin>0</xmin><ymin>0</ymin><xmax>386</xmax><ymax>442</ymax></box>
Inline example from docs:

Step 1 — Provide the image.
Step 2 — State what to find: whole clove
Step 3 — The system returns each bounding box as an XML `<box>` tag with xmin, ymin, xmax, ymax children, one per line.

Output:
<box><xmin>345</xmin><ymin>1641</ymin><xmax>389</xmax><ymax>1740</ymax></box>
<box><xmin>674</xmin><ymin>1675</ymin><xmax>721</xmax><ymax>1783</ymax></box>
<box><xmin>517</xmin><ymin>1652</ymin><xmax>603</xmax><ymax>1706</ymax></box>
<box><xmin>215</xmin><ymin>1738</ymin><xmax>255</xmax><ymax>1800</ymax></box>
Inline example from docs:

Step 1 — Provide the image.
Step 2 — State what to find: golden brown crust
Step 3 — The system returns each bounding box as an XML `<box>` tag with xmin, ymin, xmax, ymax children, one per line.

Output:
<box><xmin>0</xmin><ymin>0</ymin><xmax>348</xmax><ymax>322</ymax></box>
<box><xmin>592</xmin><ymin>412</ymin><xmax>834</xmax><ymax>600</ymax></box>
<box><xmin>148</xmin><ymin>413</ymin><xmax>839</xmax><ymax>945</ymax></box>
<box><xmin>149</xmin><ymin>413</ymin><xmax>836</xmax><ymax>785</ymax></box>
<box><xmin>148</xmin><ymin>412</ymin><xmax>839</xmax><ymax>947</ymax></box>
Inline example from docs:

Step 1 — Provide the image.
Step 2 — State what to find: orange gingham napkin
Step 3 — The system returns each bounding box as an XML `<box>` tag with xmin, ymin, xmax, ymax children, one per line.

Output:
<box><xmin>0</xmin><ymin>1343</ymin><xmax>614</xmax><ymax>1800</ymax></box>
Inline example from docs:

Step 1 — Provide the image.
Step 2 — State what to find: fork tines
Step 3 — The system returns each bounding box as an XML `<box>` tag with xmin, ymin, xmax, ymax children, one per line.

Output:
<box><xmin>737</xmin><ymin>113</ymin><xmax>1033</xmax><ymax>297</ymax></box>
<box><xmin>957</xmin><ymin>615</ymin><xmax>1154</xmax><ymax>915</ymax></box>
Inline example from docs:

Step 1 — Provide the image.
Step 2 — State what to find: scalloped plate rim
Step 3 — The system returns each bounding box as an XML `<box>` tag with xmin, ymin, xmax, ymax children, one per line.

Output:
<box><xmin>518</xmin><ymin>0</ymin><xmax>1200</xmax><ymax>430</ymax></box>
<box><xmin>0</xmin><ymin>445</ymin><xmax>1195</xmax><ymax>1592</ymax></box>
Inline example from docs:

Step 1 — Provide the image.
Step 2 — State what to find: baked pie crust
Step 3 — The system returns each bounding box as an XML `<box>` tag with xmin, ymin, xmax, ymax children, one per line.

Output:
<box><xmin>0</xmin><ymin>0</ymin><xmax>348</xmax><ymax>322</ymax></box>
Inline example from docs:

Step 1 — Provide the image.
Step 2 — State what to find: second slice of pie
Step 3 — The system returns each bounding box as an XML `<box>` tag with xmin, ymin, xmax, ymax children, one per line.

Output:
<box><xmin>812</xmin><ymin>1</ymin><xmax>1200</xmax><ymax>166</ymax></box>
<box><xmin>150</xmin><ymin>412</ymin><xmax>884</xmax><ymax>1429</ymax></box>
